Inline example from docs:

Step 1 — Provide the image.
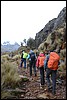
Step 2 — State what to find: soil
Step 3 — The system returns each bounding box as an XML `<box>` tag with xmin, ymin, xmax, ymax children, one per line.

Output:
<box><xmin>17</xmin><ymin>67</ymin><xmax>66</xmax><ymax>99</ymax></box>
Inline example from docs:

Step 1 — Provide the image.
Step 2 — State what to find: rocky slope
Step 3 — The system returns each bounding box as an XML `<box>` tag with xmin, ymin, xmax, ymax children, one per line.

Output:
<box><xmin>6</xmin><ymin>67</ymin><xmax>66</xmax><ymax>99</ymax></box>
<box><xmin>35</xmin><ymin>7</ymin><xmax>66</xmax><ymax>49</ymax></box>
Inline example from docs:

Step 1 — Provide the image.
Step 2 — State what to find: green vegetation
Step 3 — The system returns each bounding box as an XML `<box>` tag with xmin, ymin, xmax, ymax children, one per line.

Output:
<box><xmin>1</xmin><ymin>55</ymin><xmax>21</xmax><ymax>99</ymax></box>
<box><xmin>27</xmin><ymin>37</ymin><xmax>35</xmax><ymax>49</ymax></box>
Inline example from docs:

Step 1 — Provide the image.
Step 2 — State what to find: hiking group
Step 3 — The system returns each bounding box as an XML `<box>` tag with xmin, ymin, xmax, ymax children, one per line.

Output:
<box><xmin>19</xmin><ymin>49</ymin><xmax>60</xmax><ymax>95</ymax></box>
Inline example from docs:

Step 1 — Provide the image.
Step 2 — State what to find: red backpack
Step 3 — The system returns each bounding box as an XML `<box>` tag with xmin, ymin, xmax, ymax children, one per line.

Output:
<box><xmin>48</xmin><ymin>52</ymin><xmax>60</xmax><ymax>70</ymax></box>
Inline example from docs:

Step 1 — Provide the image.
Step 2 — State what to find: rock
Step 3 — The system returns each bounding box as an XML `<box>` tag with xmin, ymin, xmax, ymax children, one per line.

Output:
<box><xmin>63</xmin><ymin>97</ymin><xmax>64</xmax><ymax>99</ymax></box>
<box><xmin>21</xmin><ymin>94</ymin><xmax>24</xmax><ymax>98</ymax></box>
<box><xmin>29</xmin><ymin>77</ymin><xmax>33</xmax><ymax>81</ymax></box>
<box><xmin>37</xmin><ymin>93</ymin><xmax>49</xmax><ymax>99</ymax></box>
<box><xmin>26</xmin><ymin>92</ymin><xmax>31</xmax><ymax>96</ymax></box>
<box><xmin>6</xmin><ymin>88</ymin><xmax>26</xmax><ymax>94</ymax></box>
<box><xmin>35</xmin><ymin>7</ymin><xmax>66</xmax><ymax>50</ymax></box>
<box><xmin>36</xmin><ymin>79</ymin><xmax>40</xmax><ymax>82</ymax></box>
<box><xmin>19</xmin><ymin>75</ymin><xmax>29</xmax><ymax>81</ymax></box>
<box><xmin>34</xmin><ymin>90</ymin><xmax>39</xmax><ymax>93</ymax></box>
<box><xmin>56</xmin><ymin>79</ymin><xmax>62</xmax><ymax>84</ymax></box>
<box><xmin>15</xmin><ymin>88</ymin><xmax>26</xmax><ymax>93</ymax></box>
<box><xmin>44</xmin><ymin>88</ymin><xmax>47</xmax><ymax>91</ymax></box>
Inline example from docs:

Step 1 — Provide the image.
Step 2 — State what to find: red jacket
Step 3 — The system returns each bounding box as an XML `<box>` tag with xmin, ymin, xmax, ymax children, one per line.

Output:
<box><xmin>36</xmin><ymin>53</ymin><xmax>45</xmax><ymax>68</ymax></box>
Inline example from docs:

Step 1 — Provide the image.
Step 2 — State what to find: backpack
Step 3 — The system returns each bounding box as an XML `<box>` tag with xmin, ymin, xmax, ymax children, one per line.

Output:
<box><xmin>39</xmin><ymin>56</ymin><xmax>45</xmax><ymax>67</ymax></box>
<box><xmin>30</xmin><ymin>52</ymin><xmax>35</xmax><ymax>60</ymax></box>
<box><xmin>48</xmin><ymin>52</ymin><xmax>60</xmax><ymax>70</ymax></box>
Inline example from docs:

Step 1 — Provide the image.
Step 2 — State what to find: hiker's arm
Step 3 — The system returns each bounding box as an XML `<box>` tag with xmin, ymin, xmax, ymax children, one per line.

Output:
<box><xmin>36</xmin><ymin>57</ymin><xmax>39</xmax><ymax>68</ymax></box>
<box><xmin>27</xmin><ymin>54</ymin><xmax>30</xmax><ymax>59</ymax></box>
<box><xmin>44</xmin><ymin>60</ymin><xmax>47</xmax><ymax>71</ymax></box>
<box><xmin>35</xmin><ymin>54</ymin><xmax>37</xmax><ymax>61</ymax></box>
<box><xmin>44</xmin><ymin>55</ymin><xmax>49</xmax><ymax>71</ymax></box>
<box><xmin>21</xmin><ymin>53</ymin><xmax>23</xmax><ymax>59</ymax></box>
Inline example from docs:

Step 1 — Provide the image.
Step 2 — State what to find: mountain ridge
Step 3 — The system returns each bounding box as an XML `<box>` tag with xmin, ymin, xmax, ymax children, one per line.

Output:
<box><xmin>35</xmin><ymin>7</ymin><xmax>66</xmax><ymax>48</ymax></box>
<box><xmin>1</xmin><ymin>42</ymin><xmax>20</xmax><ymax>52</ymax></box>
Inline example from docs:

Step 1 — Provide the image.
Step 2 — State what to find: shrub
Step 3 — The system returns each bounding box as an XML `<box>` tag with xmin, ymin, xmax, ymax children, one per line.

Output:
<box><xmin>1</xmin><ymin>60</ymin><xmax>21</xmax><ymax>99</ymax></box>
<box><xmin>58</xmin><ymin>62</ymin><xmax>66</xmax><ymax>71</ymax></box>
<box><xmin>60</xmin><ymin>48</ymin><xmax>66</xmax><ymax>58</ymax></box>
<box><xmin>12</xmin><ymin>54</ymin><xmax>21</xmax><ymax>61</ymax></box>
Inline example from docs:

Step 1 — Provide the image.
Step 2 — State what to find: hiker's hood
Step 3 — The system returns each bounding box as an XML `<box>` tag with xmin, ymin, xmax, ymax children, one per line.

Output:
<box><xmin>39</xmin><ymin>53</ymin><xmax>44</xmax><ymax>57</ymax></box>
<box><xmin>30</xmin><ymin>50</ymin><xmax>34</xmax><ymax>53</ymax></box>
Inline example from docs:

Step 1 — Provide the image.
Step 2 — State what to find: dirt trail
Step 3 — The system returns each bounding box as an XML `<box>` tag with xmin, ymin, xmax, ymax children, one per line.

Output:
<box><xmin>18</xmin><ymin>67</ymin><xmax>66</xmax><ymax>99</ymax></box>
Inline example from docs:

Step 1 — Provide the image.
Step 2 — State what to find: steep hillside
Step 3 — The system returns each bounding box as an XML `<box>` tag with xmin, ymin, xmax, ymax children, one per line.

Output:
<box><xmin>35</xmin><ymin>7</ymin><xmax>66</xmax><ymax>48</ymax></box>
<box><xmin>34</xmin><ymin>7</ymin><xmax>66</xmax><ymax>75</ymax></box>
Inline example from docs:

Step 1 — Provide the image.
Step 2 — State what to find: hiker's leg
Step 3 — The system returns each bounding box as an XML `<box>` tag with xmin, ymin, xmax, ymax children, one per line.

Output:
<box><xmin>51</xmin><ymin>70</ymin><xmax>57</xmax><ymax>94</ymax></box>
<box><xmin>20</xmin><ymin>59</ymin><xmax>23</xmax><ymax>67</ymax></box>
<box><xmin>40</xmin><ymin>67</ymin><xmax>44</xmax><ymax>85</ymax></box>
<box><xmin>24</xmin><ymin>58</ymin><xmax>26</xmax><ymax>69</ymax></box>
<box><xmin>29</xmin><ymin>61</ymin><xmax>33</xmax><ymax>76</ymax></box>
<box><xmin>40</xmin><ymin>68</ymin><xmax>42</xmax><ymax>85</ymax></box>
<box><xmin>46</xmin><ymin>68</ymin><xmax>51</xmax><ymax>88</ymax></box>
<box><xmin>42</xmin><ymin>67</ymin><xmax>45</xmax><ymax>84</ymax></box>
<box><xmin>33</xmin><ymin>61</ymin><xmax>37</xmax><ymax>76</ymax></box>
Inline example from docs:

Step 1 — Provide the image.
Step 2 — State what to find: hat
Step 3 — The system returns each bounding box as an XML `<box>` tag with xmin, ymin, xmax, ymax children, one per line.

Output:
<box><xmin>54</xmin><ymin>49</ymin><xmax>59</xmax><ymax>53</ymax></box>
<box><xmin>30</xmin><ymin>50</ymin><xmax>33</xmax><ymax>53</ymax></box>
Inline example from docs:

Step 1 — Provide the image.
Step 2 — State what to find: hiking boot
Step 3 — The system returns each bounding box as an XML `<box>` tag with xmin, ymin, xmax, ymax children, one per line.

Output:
<box><xmin>34</xmin><ymin>74</ymin><xmax>37</xmax><ymax>77</ymax></box>
<box><xmin>40</xmin><ymin>84</ymin><xmax>44</xmax><ymax>89</ymax></box>
<box><xmin>48</xmin><ymin>86</ymin><xmax>52</xmax><ymax>92</ymax></box>
<box><xmin>49</xmin><ymin>85</ymin><xmax>52</xmax><ymax>89</ymax></box>
<box><xmin>40</xmin><ymin>84</ymin><xmax>43</xmax><ymax>89</ymax></box>
<box><xmin>52</xmin><ymin>91</ymin><xmax>56</xmax><ymax>95</ymax></box>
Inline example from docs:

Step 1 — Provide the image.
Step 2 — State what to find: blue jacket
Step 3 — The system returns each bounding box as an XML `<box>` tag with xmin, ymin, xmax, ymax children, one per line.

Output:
<box><xmin>44</xmin><ymin>54</ymin><xmax>49</xmax><ymax>70</ymax></box>
<box><xmin>27</xmin><ymin>50</ymin><xmax>36</xmax><ymax>61</ymax></box>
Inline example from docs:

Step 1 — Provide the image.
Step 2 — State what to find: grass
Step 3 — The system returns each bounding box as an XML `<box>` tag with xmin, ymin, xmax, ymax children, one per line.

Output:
<box><xmin>1</xmin><ymin>56</ymin><xmax>21</xmax><ymax>99</ymax></box>
<box><xmin>12</xmin><ymin>54</ymin><xmax>21</xmax><ymax>60</ymax></box>
<box><xmin>58</xmin><ymin>62</ymin><xmax>66</xmax><ymax>71</ymax></box>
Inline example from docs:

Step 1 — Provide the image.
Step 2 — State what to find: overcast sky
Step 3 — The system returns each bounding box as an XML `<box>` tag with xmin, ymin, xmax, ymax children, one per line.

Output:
<box><xmin>1</xmin><ymin>1</ymin><xmax>66</xmax><ymax>45</ymax></box>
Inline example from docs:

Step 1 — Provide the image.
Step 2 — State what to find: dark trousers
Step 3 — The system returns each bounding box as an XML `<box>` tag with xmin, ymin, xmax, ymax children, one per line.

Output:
<box><xmin>40</xmin><ymin>67</ymin><xmax>45</xmax><ymax>85</ymax></box>
<box><xmin>20</xmin><ymin>58</ymin><xmax>23</xmax><ymax>67</ymax></box>
<box><xmin>20</xmin><ymin>58</ymin><xmax>26</xmax><ymax>68</ymax></box>
<box><xmin>46</xmin><ymin>68</ymin><xmax>57</xmax><ymax>93</ymax></box>
<box><xmin>29</xmin><ymin>60</ymin><xmax>36</xmax><ymax>76</ymax></box>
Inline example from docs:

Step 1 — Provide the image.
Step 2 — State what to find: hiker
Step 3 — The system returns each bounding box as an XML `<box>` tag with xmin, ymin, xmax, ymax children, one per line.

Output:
<box><xmin>20</xmin><ymin>50</ymin><xmax>28</xmax><ymax>69</ymax></box>
<box><xmin>44</xmin><ymin>49</ymin><xmax>60</xmax><ymax>95</ymax></box>
<box><xmin>27</xmin><ymin>50</ymin><xmax>37</xmax><ymax>79</ymax></box>
<box><xmin>44</xmin><ymin>50</ymin><xmax>50</xmax><ymax>71</ymax></box>
<box><xmin>36</xmin><ymin>52</ymin><xmax>45</xmax><ymax>87</ymax></box>
<box><xmin>20</xmin><ymin>50</ymin><xmax>25</xmax><ymax>68</ymax></box>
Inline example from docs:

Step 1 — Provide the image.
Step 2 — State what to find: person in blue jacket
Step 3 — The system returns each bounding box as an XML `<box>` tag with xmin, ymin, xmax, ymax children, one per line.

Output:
<box><xmin>27</xmin><ymin>50</ymin><xmax>37</xmax><ymax>79</ymax></box>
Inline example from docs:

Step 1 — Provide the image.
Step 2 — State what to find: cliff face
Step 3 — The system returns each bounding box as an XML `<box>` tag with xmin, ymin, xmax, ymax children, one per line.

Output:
<box><xmin>35</xmin><ymin>7</ymin><xmax>66</xmax><ymax>48</ymax></box>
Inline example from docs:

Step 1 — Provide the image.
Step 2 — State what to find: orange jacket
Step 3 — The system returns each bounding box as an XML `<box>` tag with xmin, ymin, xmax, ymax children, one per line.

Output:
<box><xmin>36</xmin><ymin>53</ymin><xmax>45</xmax><ymax>68</ymax></box>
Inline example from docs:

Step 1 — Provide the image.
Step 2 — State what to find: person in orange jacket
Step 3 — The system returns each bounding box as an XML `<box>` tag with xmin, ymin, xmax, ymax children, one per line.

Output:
<box><xmin>36</xmin><ymin>52</ymin><xmax>45</xmax><ymax>87</ymax></box>
<box><xmin>44</xmin><ymin>50</ymin><xmax>60</xmax><ymax>95</ymax></box>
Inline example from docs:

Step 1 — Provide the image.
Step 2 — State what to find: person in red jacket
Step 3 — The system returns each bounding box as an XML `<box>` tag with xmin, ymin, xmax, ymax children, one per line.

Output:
<box><xmin>36</xmin><ymin>52</ymin><xmax>45</xmax><ymax>88</ymax></box>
